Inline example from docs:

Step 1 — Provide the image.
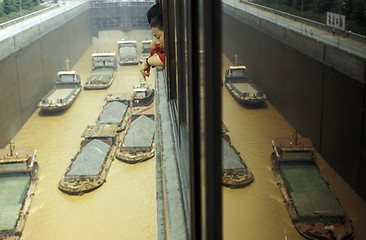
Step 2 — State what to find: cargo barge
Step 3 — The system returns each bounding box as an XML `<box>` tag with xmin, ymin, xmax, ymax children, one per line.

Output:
<box><xmin>224</xmin><ymin>65</ymin><xmax>266</xmax><ymax>105</ymax></box>
<box><xmin>271</xmin><ymin>134</ymin><xmax>354</xmax><ymax>240</ymax></box>
<box><xmin>58</xmin><ymin>94</ymin><xmax>131</xmax><ymax>195</ymax></box>
<box><xmin>221</xmin><ymin>128</ymin><xmax>254</xmax><ymax>188</ymax></box>
<box><xmin>38</xmin><ymin>61</ymin><xmax>81</xmax><ymax>112</ymax></box>
<box><xmin>84</xmin><ymin>53</ymin><xmax>117</xmax><ymax>90</ymax></box>
<box><xmin>115</xmin><ymin>115</ymin><xmax>155</xmax><ymax>164</ymax></box>
<box><xmin>139</xmin><ymin>40</ymin><xmax>152</xmax><ymax>63</ymax></box>
<box><xmin>118</xmin><ymin>40</ymin><xmax>138</xmax><ymax>65</ymax></box>
<box><xmin>0</xmin><ymin>144</ymin><xmax>39</xmax><ymax>240</ymax></box>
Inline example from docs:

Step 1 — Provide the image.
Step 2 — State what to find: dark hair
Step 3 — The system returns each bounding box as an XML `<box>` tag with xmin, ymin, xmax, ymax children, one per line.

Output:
<box><xmin>146</xmin><ymin>3</ymin><xmax>160</xmax><ymax>24</ymax></box>
<box><xmin>151</xmin><ymin>13</ymin><xmax>163</xmax><ymax>30</ymax></box>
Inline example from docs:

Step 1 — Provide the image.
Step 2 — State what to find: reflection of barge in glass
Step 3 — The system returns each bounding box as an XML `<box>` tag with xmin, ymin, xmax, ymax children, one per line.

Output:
<box><xmin>0</xmin><ymin>144</ymin><xmax>38</xmax><ymax>240</ymax></box>
<box><xmin>271</xmin><ymin>135</ymin><xmax>354</xmax><ymax>240</ymax></box>
<box><xmin>115</xmin><ymin>115</ymin><xmax>155</xmax><ymax>164</ymax></box>
<box><xmin>38</xmin><ymin>64</ymin><xmax>81</xmax><ymax>112</ymax></box>
<box><xmin>84</xmin><ymin>53</ymin><xmax>117</xmax><ymax>90</ymax></box>
<box><xmin>221</xmin><ymin>126</ymin><xmax>254</xmax><ymax>188</ymax></box>
<box><xmin>224</xmin><ymin>66</ymin><xmax>266</xmax><ymax>105</ymax></box>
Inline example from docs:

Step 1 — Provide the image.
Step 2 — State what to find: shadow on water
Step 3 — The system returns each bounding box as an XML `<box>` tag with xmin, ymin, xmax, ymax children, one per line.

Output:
<box><xmin>37</xmin><ymin>108</ymin><xmax>68</xmax><ymax>117</ymax></box>
<box><xmin>238</xmin><ymin>101</ymin><xmax>268</xmax><ymax>110</ymax></box>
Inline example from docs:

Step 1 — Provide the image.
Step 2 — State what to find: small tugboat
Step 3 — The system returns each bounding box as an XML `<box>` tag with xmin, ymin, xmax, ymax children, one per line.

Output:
<box><xmin>271</xmin><ymin>133</ymin><xmax>355</xmax><ymax>240</ymax></box>
<box><xmin>221</xmin><ymin>126</ymin><xmax>254</xmax><ymax>188</ymax></box>
<box><xmin>84</xmin><ymin>52</ymin><xmax>117</xmax><ymax>90</ymax></box>
<box><xmin>224</xmin><ymin>55</ymin><xmax>266</xmax><ymax>105</ymax></box>
<box><xmin>115</xmin><ymin>115</ymin><xmax>155</xmax><ymax>164</ymax></box>
<box><xmin>38</xmin><ymin>59</ymin><xmax>81</xmax><ymax>112</ymax></box>
<box><xmin>118</xmin><ymin>40</ymin><xmax>138</xmax><ymax>65</ymax></box>
<box><xmin>0</xmin><ymin>143</ymin><xmax>38</xmax><ymax>240</ymax></box>
<box><xmin>140</xmin><ymin>40</ymin><xmax>152</xmax><ymax>63</ymax></box>
<box><xmin>133</xmin><ymin>83</ymin><xmax>154</xmax><ymax>107</ymax></box>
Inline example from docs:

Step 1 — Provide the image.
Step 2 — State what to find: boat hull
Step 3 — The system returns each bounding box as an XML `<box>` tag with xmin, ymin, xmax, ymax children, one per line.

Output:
<box><xmin>224</xmin><ymin>81</ymin><xmax>266</xmax><ymax>105</ymax></box>
<box><xmin>221</xmin><ymin>134</ymin><xmax>254</xmax><ymax>188</ymax></box>
<box><xmin>84</xmin><ymin>70</ymin><xmax>116</xmax><ymax>90</ymax></box>
<box><xmin>38</xmin><ymin>87</ymin><xmax>81</xmax><ymax>112</ymax></box>
<box><xmin>58</xmin><ymin>145</ymin><xmax>115</xmax><ymax>195</ymax></box>
<box><xmin>133</xmin><ymin>91</ymin><xmax>154</xmax><ymax>107</ymax></box>
<box><xmin>0</xmin><ymin>163</ymin><xmax>39</xmax><ymax>240</ymax></box>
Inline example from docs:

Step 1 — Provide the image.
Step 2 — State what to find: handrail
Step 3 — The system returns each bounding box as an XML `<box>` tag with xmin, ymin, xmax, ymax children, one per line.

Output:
<box><xmin>0</xmin><ymin>4</ymin><xmax>60</xmax><ymax>29</ymax></box>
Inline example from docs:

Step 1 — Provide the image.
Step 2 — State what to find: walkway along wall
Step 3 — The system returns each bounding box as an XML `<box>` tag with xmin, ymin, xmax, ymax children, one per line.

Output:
<box><xmin>0</xmin><ymin>9</ymin><xmax>92</xmax><ymax>147</ymax></box>
<box><xmin>222</xmin><ymin>5</ymin><xmax>366</xmax><ymax>200</ymax></box>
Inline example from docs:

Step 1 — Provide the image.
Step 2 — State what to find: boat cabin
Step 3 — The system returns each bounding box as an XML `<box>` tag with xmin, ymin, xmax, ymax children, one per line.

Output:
<box><xmin>133</xmin><ymin>88</ymin><xmax>149</xmax><ymax>98</ymax></box>
<box><xmin>272</xmin><ymin>136</ymin><xmax>315</xmax><ymax>163</ymax></box>
<box><xmin>225</xmin><ymin>66</ymin><xmax>247</xmax><ymax>80</ymax></box>
<box><xmin>142</xmin><ymin>40</ymin><xmax>152</xmax><ymax>54</ymax></box>
<box><xmin>0</xmin><ymin>147</ymin><xmax>35</xmax><ymax>173</ymax></box>
<box><xmin>118</xmin><ymin>40</ymin><xmax>137</xmax><ymax>50</ymax></box>
<box><xmin>92</xmin><ymin>53</ymin><xmax>117</xmax><ymax>69</ymax></box>
<box><xmin>82</xmin><ymin>124</ymin><xmax>117</xmax><ymax>146</ymax></box>
<box><xmin>57</xmin><ymin>71</ymin><xmax>80</xmax><ymax>84</ymax></box>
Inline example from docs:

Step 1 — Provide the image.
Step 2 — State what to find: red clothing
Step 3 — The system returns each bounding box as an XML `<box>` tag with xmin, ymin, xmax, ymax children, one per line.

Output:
<box><xmin>150</xmin><ymin>44</ymin><xmax>165</xmax><ymax>65</ymax></box>
<box><xmin>159</xmin><ymin>53</ymin><xmax>165</xmax><ymax>64</ymax></box>
<box><xmin>150</xmin><ymin>44</ymin><xmax>164</xmax><ymax>55</ymax></box>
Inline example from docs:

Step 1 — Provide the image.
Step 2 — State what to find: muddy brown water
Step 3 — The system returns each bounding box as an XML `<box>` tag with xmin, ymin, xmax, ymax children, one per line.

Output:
<box><xmin>8</xmin><ymin>30</ymin><xmax>366</xmax><ymax>240</ymax></box>
<box><xmin>221</xmin><ymin>54</ymin><xmax>366</xmax><ymax>240</ymax></box>
<box><xmin>14</xmin><ymin>31</ymin><xmax>157</xmax><ymax>240</ymax></box>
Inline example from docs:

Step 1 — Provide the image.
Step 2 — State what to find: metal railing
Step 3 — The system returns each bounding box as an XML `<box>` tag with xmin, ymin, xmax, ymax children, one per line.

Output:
<box><xmin>0</xmin><ymin>3</ymin><xmax>60</xmax><ymax>29</ymax></box>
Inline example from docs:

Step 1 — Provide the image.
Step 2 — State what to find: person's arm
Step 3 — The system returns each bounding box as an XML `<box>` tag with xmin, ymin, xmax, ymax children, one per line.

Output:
<box><xmin>148</xmin><ymin>54</ymin><xmax>164</xmax><ymax>66</ymax></box>
<box><xmin>140</xmin><ymin>54</ymin><xmax>164</xmax><ymax>80</ymax></box>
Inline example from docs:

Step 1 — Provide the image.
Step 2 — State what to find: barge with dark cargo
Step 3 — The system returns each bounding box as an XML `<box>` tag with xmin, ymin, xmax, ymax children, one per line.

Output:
<box><xmin>0</xmin><ymin>144</ymin><xmax>39</xmax><ymax>240</ymax></box>
<box><xmin>115</xmin><ymin>115</ymin><xmax>155</xmax><ymax>164</ymax></box>
<box><xmin>271</xmin><ymin>134</ymin><xmax>354</xmax><ymax>240</ymax></box>
<box><xmin>221</xmin><ymin>127</ymin><xmax>254</xmax><ymax>188</ymax></box>
<box><xmin>224</xmin><ymin>65</ymin><xmax>266</xmax><ymax>105</ymax></box>
<box><xmin>84</xmin><ymin>53</ymin><xmax>117</xmax><ymax>90</ymax></box>
<box><xmin>58</xmin><ymin>94</ymin><xmax>131</xmax><ymax>195</ymax></box>
<box><xmin>118</xmin><ymin>40</ymin><xmax>138</xmax><ymax>65</ymax></box>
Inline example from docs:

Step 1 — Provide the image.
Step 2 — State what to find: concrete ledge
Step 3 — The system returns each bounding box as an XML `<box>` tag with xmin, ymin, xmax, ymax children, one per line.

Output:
<box><xmin>155</xmin><ymin>68</ymin><xmax>189</xmax><ymax>240</ymax></box>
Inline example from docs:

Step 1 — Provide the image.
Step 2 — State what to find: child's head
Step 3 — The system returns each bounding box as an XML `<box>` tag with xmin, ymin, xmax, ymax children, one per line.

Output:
<box><xmin>151</xmin><ymin>14</ymin><xmax>164</xmax><ymax>48</ymax></box>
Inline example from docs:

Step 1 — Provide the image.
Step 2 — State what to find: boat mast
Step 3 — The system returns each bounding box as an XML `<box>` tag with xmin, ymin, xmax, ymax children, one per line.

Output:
<box><xmin>9</xmin><ymin>142</ymin><xmax>15</xmax><ymax>156</ymax></box>
<box><xmin>234</xmin><ymin>54</ymin><xmax>239</xmax><ymax>66</ymax></box>
<box><xmin>65</xmin><ymin>59</ymin><xmax>71</xmax><ymax>71</ymax></box>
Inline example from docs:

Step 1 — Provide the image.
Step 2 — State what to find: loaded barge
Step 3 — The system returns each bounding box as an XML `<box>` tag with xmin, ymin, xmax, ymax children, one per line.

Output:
<box><xmin>0</xmin><ymin>144</ymin><xmax>38</xmax><ymax>240</ymax></box>
<box><xmin>221</xmin><ymin>126</ymin><xmax>254</xmax><ymax>188</ymax></box>
<box><xmin>271</xmin><ymin>134</ymin><xmax>354</xmax><ymax>240</ymax></box>
<box><xmin>84</xmin><ymin>53</ymin><xmax>117</xmax><ymax>90</ymax></box>
<box><xmin>115</xmin><ymin>114</ymin><xmax>155</xmax><ymax>164</ymax></box>
<box><xmin>117</xmin><ymin>40</ymin><xmax>138</xmax><ymax>65</ymax></box>
<box><xmin>58</xmin><ymin>94</ymin><xmax>131</xmax><ymax>194</ymax></box>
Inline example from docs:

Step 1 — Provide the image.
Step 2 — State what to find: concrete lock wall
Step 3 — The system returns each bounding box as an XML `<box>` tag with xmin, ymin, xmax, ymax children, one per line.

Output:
<box><xmin>0</xmin><ymin>9</ymin><xmax>92</xmax><ymax>147</ymax></box>
<box><xmin>222</xmin><ymin>9</ymin><xmax>366</xmax><ymax>200</ymax></box>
